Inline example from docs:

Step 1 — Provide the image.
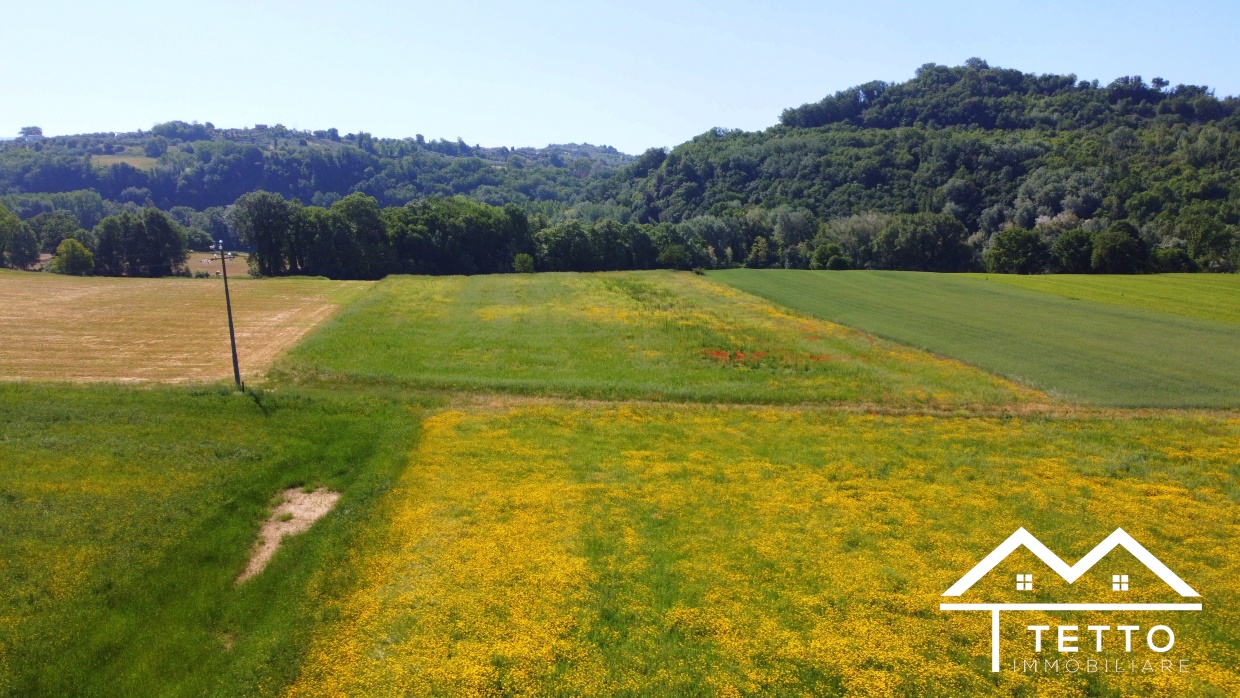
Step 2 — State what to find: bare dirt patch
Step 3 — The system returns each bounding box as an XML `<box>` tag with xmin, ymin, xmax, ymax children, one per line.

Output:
<box><xmin>238</xmin><ymin>487</ymin><xmax>341</xmax><ymax>583</ymax></box>
<box><xmin>0</xmin><ymin>270</ymin><xmax>369</xmax><ymax>382</ymax></box>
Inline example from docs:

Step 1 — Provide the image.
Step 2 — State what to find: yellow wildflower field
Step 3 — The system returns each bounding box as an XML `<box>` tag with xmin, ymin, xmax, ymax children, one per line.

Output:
<box><xmin>289</xmin><ymin>404</ymin><xmax>1240</xmax><ymax>697</ymax></box>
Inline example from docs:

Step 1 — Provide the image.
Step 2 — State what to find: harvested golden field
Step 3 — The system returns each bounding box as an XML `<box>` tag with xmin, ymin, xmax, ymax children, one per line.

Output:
<box><xmin>0</xmin><ymin>270</ymin><xmax>369</xmax><ymax>382</ymax></box>
<box><xmin>187</xmin><ymin>252</ymin><xmax>252</xmax><ymax>278</ymax></box>
<box><xmin>88</xmin><ymin>152</ymin><xmax>160</xmax><ymax>171</ymax></box>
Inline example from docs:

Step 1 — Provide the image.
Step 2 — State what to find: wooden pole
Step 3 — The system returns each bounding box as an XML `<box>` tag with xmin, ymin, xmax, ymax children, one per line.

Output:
<box><xmin>220</xmin><ymin>241</ymin><xmax>242</xmax><ymax>390</ymax></box>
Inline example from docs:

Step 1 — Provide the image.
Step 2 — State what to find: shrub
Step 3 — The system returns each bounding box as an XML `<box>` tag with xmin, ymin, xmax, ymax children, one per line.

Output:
<box><xmin>984</xmin><ymin>228</ymin><xmax>1050</xmax><ymax>274</ymax></box>
<box><xmin>870</xmin><ymin>213</ymin><xmax>973</xmax><ymax>272</ymax></box>
<box><xmin>512</xmin><ymin>253</ymin><xmax>535</xmax><ymax>273</ymax></box>
<box><xmin>810</xmin><ymin>243</ymin><xmax>843</xmax><ymax>270</ymax></box>
<box><xmin>1091</xmin><ymin>222</ymin><xmax>1148</xmax><ymax>274</ymax></box>
<box><xmin>825</xmin><ymin>255</ymin><xmax>854</xmax><ymax>270</ymax></box>
<box><xmin>1152</xmin><ymin>248</ymin><xmax>1199</xmax><ymax>273</ymax></box>
<box><xmin>1051</xmin><ymin>228</ymin><xmax>1094</xmax><ymax>273</ymax></box>
<box><xmin>745</xmin><ymin>237</ymin><xmax>777</xmax><ymax>268</ymax></box>
<box><xmin>49</xmin><ymin>239</ymin><xmax>94</xmax><ymax>276</ymax></box>
<box><xmin>656</xmin><ymin>243</ymin><xmax>692</xmax><ymax>270</ymax></box>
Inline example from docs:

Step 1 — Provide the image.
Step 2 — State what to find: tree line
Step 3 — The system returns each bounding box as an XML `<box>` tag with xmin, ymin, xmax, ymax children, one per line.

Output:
<box><xmin>3</xmin><ymin>190</ymin><xmax>1232</xmax><ymax>279</ymax></box>
<box><xmin>232</xmin><ymin>192</ymin><xmax>715</xmax><ymax>279</ymax></box>
<box><xmin>1</xmin><ymin>201</ymin><xmax>191</xmax><ymax>277</ymax></box>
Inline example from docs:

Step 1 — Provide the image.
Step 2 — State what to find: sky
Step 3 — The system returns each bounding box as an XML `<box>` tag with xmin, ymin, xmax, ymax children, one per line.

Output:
<box><xmin>3</xmin><ymin>0</ymin><xmax>1239</xmax><ymax>154</ymax></box>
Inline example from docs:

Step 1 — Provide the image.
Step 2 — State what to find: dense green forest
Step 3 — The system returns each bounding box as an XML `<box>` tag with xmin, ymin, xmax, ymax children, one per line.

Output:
<box><xmin>0</xmin><ymin>124</ymin><xmax>626</xmax><ymax>212</ymax></box>
<box><xmin>3</xmin><ymin>59</ymin><xmax>1238</xmax><ymax>277</ymax></box>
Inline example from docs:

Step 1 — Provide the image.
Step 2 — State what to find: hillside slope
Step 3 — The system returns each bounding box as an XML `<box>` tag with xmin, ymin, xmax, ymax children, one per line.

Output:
<box><xmin>0</xmin><ymin>124</ymin><xmax>631</xmax><ymax>213</ymax></box>
<box><xmin>602</xmin><ymin>61</ymin><xmax>1239</xmax><ymax>239</ymax></box>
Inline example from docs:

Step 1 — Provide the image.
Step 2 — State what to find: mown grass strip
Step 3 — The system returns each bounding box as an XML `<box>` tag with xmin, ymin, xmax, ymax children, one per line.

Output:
<box><xmin>711</xmin><ymin>269</ymin><xmax>1240</xmax><ymax>408</ymax></box>
<box><xmin>278</xmin><ymin>271</ymin><xmax>1031</xmax><ymax>408</ymax></box>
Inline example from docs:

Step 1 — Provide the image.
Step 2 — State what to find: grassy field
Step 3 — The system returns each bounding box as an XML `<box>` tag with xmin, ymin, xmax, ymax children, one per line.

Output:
<box><xmin>279</xmin><ymin>272</ymin><xmax>1034</xmax><ymax>408</ymax></box>
<box><xmin>971</xmin><ymin>273</ymin><xmax>1240</xmax><ymax>325</ymax></box>
<box><xmin>0</xmin><ymin>383</ymin><xmax>422</xmax><ymax>695</ymax></box>
<box><xmin>5</xmin><ymin>270</ymin><xmax>1240</xmax><ymax>697</ymax></box>
<box><xmin>286</xmin><ymin>403</ymin><xmax>1240</xmax><ymax>697</ymax></box>
<box><xmin>187</xmin><ymin>252</ymin><xmax>252</xmax><ymax>278</ymax></box>
<box><xmin>711</xmin><ymin>269</ymin><xmax>1240</xmax><ymax>408</ymax></box>
<box><xmin>0</xmin><ymin>270</ymin><xmax>368</xmax><ymax>382</ymax></box>
<box><xmin>88</xmin><ymin>151</ymin><xmax>159</xmax><ymax>171</ymax></box>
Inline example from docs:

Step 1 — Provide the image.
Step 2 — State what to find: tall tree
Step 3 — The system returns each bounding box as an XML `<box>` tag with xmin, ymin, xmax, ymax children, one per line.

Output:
<box><xmin>871</xmin><ymin>213</ymin><xmax>974</xmax><ymax>272</ymax></box>
<box><xmin>89</xmin><ymin>210</ymin><xmax>186</xmax><ymax>277</ymax></box>
<box><xmin>92</xmin><ymin>213</ymin><xmax>136</xmax><ymax>276</ymax></box>
<box><xmin>133</xmin><ymin>208</ymin><xmax>188</xmax><ymax>277</ymax></box>
<box><xmin>330</xmin><ymin>194</ymin><xmax>391</xmax><ymax>279</ymax></box>
<box><xmin>232</xmin><ymin>191</ymin><xmax>294</xmax><ymax>277</ymax></box>
<box><xmin>49</xmin><ymin>239</ymin><xmax>94</xmax><ymax>276</ymax></box>
<box><xmin>7</xmin><ymin>224</ymin><xmax>41</xmax><ymax>269</ymax></box>
<box><xmin>27</xmin><ymin>210</ymin><xmax>90</xmax><ymax>253</ymax></box>
<box><xmin>0</xmin><ymin>203</ymin><xmax>20</xmax><ymax>266</ymax></box>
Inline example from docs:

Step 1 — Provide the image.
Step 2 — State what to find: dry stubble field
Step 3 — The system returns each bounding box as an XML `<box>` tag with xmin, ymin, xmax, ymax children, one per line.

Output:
<box><xmin>0</xmin><ymin>270</ymin><xmax>369</xmax><ymax>382</ymax></box>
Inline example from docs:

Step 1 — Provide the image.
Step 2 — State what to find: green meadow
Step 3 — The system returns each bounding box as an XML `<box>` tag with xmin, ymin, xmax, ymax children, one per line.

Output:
<box><xmin>973</xmin><ymin>273</ymin><xmax>1240</xmax><ymax>325</ymax></box>
<box><xmin>278</xmin><ymin>271</ymin><xmax>1030</xmax><ymax>408</ymax></box>
<box><xmin>3</xmin><ymin>269</ymin><xmax>1240</xmax><ymax>697</ymax></box>
<box><xmin>0</xmin><ymin>384</ymin><xmax>422</xmax><ymax>696</ymax></box>
<box><xmin>712</xmin><ymin>269</ymin><xmax>1240</xmax><ymax>408</ymax></box>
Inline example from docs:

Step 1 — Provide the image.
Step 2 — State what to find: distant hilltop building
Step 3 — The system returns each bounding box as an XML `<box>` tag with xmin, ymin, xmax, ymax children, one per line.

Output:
<box><xmin>19</xmin><ymin>126</ymin><xmax>44</xmax><ymax>142</ymax></box>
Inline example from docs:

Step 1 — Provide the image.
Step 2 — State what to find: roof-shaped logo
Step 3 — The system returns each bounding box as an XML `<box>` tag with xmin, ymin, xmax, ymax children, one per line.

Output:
<box><xmin>943</xmin><ymin>527</ymin><xmax>1199</xmax><ymax>598</ymax></box>
<box><xmin>939</xmin><ymin>528</ymin><xmax>1202</xmax><ymax>673</ymax></box>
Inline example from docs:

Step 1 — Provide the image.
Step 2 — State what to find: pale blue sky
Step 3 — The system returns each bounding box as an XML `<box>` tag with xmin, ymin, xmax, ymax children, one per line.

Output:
<box><xmin>4</xmin><ymin>0</ymin><xmax>1238</xmax><ymax>154</ymax></box>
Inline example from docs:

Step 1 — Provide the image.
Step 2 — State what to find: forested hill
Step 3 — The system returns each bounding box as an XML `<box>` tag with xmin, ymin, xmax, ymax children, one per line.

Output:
<box><xmin>779</xmin><ymin>59</ymin><xmax>1234</xmax><ymax>130</ymax></box>
<box><xmin>602</xmin><ymin>60</ymin><xmax>1240</xmax><ymax>235</ymax></box>
<box><xmin>0</xmin><ymin>123</ymin><xmax>631</xmax><ymax>213</ymax></box>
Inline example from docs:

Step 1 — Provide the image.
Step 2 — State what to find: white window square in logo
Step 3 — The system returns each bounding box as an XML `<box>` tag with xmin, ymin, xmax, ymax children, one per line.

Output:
<box><xmin>1016</xmin><ymin>573</ymin><xmax>1033</xmax><ymax>591</ymax></box>
<box><xmin>1112</xmin><ymin>574</ymin><xmax>1129</xmax><ymax>591</ymax></box>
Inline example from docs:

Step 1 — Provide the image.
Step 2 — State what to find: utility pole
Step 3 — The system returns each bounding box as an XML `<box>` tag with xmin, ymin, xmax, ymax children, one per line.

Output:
<box><xmin>219</xmin><ymin>240</ymin><xmax>243</xmax><ymax>390</ymax></box>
